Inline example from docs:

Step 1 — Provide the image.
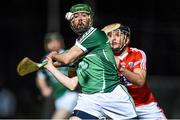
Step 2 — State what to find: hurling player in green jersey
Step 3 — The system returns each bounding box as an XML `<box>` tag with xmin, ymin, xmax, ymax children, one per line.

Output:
<box><xmin>45</xmin><ymin>3</ymin><xmax>137</xmax><ymax>119</ymax></box>
<box><xmin>36</xmin><ymin>32</ymin><xmax>78</xmax><ymax>119</ymax></box>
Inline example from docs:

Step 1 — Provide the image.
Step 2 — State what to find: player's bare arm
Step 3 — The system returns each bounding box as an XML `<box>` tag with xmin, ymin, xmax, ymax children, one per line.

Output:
<box><xmin>45</xmin><ymin>56</ymin><xmax>78</xmax><ymax>90</ymax></box>
<box><xmin>120</xmin><ymin>65</ymin><xmax>146</xmax><ymax>87</ymax></box>
<box><xmin>36</xmin><ymin>76</ymin><xmax>52</xmax><ymax>97</ymax></box>
<box><xmin>49</xmin><ymin>45</ymin><xmax>84</xmax><ymax>65</ymax></box>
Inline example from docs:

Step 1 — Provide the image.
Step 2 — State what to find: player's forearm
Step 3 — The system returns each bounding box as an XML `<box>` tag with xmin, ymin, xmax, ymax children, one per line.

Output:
<box><xmin>52</xmin><ymin>52</ymin><xmax>75</xmax><ymax>65</ymax></box>
<box><xmin>121</xmin><ymin>67</ymin><xmax>146</xmax><ymax>87</ymax></box>
<box><xmin>46</xmin><ymin>65</ymin><xmax>78</xmax><ymax>90</ymax></box>
<box><xmin>52</xmin><ymin>45</ymin><xmax>84</xmax><ymax>65</ymax></box>
<box><xmin>52</xmin><ymin>53</ymin><xmax>68</xmax><ymax>64</ymax></box>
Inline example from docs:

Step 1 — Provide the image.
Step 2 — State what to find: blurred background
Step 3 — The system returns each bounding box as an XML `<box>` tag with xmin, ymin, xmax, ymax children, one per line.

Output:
<box><xmin>0</xmin><ymin>0</ymin><xmax>180</xmax><ymax>118</ymax></box>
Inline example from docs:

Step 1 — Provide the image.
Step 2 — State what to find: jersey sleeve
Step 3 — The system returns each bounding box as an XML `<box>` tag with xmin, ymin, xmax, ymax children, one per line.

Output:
<box><xmin>75</xmin><ymin>27</ymin><xmax>105</xmax><ymax>53</ymax></box>
<box><xmin>133</xmin><ymin>50</ymin><xmax>147</xmax><ymax>70</ymax></box>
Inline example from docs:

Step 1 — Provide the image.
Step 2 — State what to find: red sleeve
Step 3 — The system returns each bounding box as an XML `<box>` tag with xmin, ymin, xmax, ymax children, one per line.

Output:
<box><xmin>133</xmin><ymin>50</ymin><xmax>147</xmax><ymax>70</ymax></box>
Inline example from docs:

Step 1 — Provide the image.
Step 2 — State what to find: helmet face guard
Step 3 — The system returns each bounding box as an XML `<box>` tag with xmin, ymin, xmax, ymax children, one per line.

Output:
<box><xmin>119</xmin><ymin>25</ymin><xmax>131</xmax><ymax>38</ymax></box>
<box><xmin>65</xmin><ymin>4</ymin><xmax>93</xmax><ymax>35</ymax></box>
<box><xmin>109</xmin><ymin>29</ymin><xmax>128</xmax><ymax>51</ymax></box>
<box><xmin>70</xmin><ymin>13</ymin><xmax>93</xmax><ymax>35</ymax></box>
<box><xmin>102</xmin><ymin>23</ymin><xmax>131</xmax><ymax>51</ymax></box>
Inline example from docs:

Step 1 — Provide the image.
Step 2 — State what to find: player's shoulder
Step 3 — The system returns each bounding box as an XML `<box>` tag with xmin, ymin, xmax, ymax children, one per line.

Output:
<box><xmin>130</xmin><ymin>47</ymin><xmax>145</xmax><ymax>53</ymax></box>
<box><xmin>78</xmin><ymin>27</ymin><xmax>97</xmax><ymax>42</ymax></box>
<box><xmin>84</xmin><ymin>27</ymin><xmax>97</xmax><ymax>36</ymax></box>
<box><xmin>130</xmin><ymin>47</ymin><xmax>146</xmax><ymax>57</ymax></box>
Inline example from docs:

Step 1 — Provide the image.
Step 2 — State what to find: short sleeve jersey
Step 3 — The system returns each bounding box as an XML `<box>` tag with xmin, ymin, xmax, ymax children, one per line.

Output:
<box><xmin>75</xmin><ymin>27</ymin><xmax>120</xmax><ymax>94</ymax></box>
<box><xmin>117</xmin><ymin>47</ymin><xmax>155</xmax><ymax>106</ymax></box>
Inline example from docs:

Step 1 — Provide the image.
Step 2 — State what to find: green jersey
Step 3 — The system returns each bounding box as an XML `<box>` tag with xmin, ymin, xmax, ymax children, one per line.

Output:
<box><xmin>75</xmin><ymin>27</ymin><xmax>120</xmax><ymax>94</ymax></box>
<box><xmin>37</xmin><ymin>49</ymin><xmax>69</xmax><ymax>99</ymax></box>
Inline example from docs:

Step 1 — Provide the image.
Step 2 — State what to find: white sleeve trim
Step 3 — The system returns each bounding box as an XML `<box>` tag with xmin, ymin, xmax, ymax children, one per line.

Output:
<box><xmin>75</xmin><ymin>41</ymin><xmax>88</xmax><ymax>53</ymax></box>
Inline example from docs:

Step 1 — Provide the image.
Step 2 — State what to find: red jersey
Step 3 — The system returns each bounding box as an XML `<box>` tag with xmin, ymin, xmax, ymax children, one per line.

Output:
<box><xmin>117</xmin><ymin>47</ymin><xmax>155</xmax><ymax>107</ymax></box>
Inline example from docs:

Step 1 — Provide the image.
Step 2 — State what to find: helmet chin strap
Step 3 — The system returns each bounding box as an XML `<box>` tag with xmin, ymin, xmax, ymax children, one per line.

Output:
<box><xmin>113</xmin><ymin>36</ymin><xmax>128</xmax><ymax>56</ymax></box>
<box><xmin>113</xmin><ymin>45</ymin><xmax>126</xmax><ymax>56</ymax></box>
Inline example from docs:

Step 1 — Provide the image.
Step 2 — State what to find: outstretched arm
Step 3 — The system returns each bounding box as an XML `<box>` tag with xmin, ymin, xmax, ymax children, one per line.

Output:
<box><xmin>48</xmin><ymin>45</ymin><xmax>84</xmax><ymax>65</ymax></box>
<box><xmin>44</xmin><ymin>57</ymin><xmax>79</xmax><ymax>91</ymax></box>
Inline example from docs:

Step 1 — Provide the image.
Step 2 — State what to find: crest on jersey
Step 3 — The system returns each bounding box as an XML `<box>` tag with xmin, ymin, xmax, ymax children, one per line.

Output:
<box><xmin>128</xmin><ymin>62</ymin><xmax>134</xmax><ymax>69</ymax></box>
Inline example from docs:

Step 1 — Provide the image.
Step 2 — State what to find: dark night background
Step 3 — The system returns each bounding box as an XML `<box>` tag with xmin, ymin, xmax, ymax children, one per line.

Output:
<box><xmin>0</xmin><ymin>0</ymin><xmax>180</xmax><ymax>118</ymax></box>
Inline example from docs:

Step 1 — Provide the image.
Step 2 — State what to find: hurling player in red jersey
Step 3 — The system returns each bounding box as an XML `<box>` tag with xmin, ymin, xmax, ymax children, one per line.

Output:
<box><xmin>102</xmin><ymin>23</ymin><xmax>167</xmax><ymax>119</ymax></box>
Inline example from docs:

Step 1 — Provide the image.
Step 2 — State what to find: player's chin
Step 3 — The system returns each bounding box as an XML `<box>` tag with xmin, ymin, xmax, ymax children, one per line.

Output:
<box><xmin>113</xmin><ymin>46</ymin><xmax>119</xmax><ymax>50</ymax></box>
